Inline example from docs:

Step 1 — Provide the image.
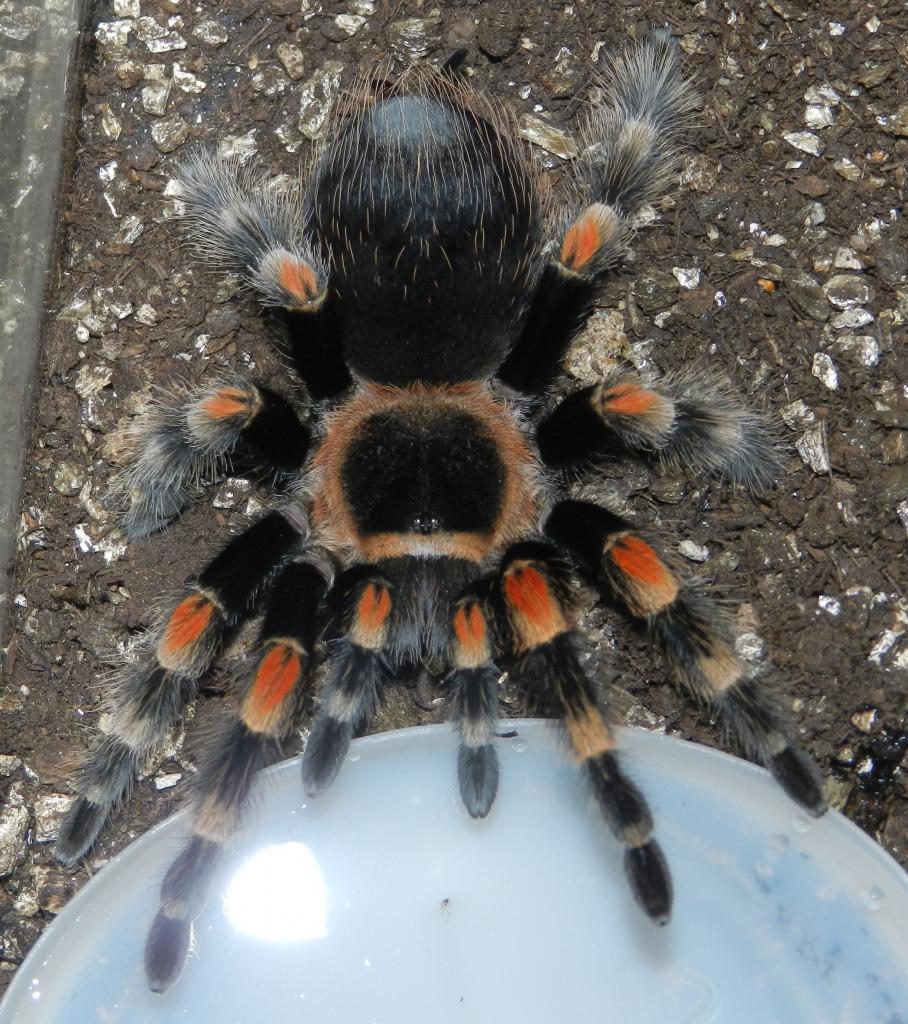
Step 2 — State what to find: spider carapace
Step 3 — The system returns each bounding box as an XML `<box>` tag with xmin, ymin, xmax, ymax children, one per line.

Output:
<box><xmin>57</xmin><ymin>33</ymin><xmax>827</xmax><ymax>993</ymax></box>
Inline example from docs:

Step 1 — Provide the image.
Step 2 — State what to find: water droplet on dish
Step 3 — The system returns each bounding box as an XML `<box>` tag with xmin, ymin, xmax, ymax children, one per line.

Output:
<box><xmin>792</xmin><ymin>815</ymin><xmax>810</xmax><ymax>834</ymax></box>
<box><xmin>861</xmin><ymin>885</ymin><xmax>885</xmax><ymax>911</ymax></box>
<box><xmin>510</xmin><ymin>738</ymin><xmax>528</xmax><ymax>754</ymax></box>
<box><xmin>348</xmin><ymin>752</ymin><xmax>360</xmax><ymax>762</ymax></box>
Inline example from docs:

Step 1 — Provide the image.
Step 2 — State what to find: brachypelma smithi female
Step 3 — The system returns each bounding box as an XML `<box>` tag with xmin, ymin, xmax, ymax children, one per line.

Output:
<box><xmin>57</xmin><ymin>33</ymin><xmax>826</xmax><ymax>992</ymax></box>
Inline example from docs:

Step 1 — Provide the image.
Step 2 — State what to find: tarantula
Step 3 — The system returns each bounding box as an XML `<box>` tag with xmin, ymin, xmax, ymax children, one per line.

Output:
<box><xmin>56</xmin><ymin>33</ymin><xmax>826</xmax><ymax>993</ymax></box>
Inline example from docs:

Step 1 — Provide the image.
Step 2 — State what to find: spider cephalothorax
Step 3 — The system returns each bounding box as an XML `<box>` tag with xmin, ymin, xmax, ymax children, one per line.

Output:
<box><xmin>57</xmin><ymin>33</ymin><xmax>826</xmax><ymax>994</ymax></box>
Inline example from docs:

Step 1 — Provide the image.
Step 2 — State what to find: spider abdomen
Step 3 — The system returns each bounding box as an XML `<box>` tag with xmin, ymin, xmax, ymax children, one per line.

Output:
<box><xmin>313</xmin><ymin>86</ymin><xmax>543</xmax><ymax>384</ymax></box>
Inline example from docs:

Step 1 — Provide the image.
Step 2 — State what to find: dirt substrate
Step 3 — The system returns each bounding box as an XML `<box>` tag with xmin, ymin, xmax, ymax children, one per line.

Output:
<box><xmin>0</xmin><ymin>0</ymin><xmax>906</xmax><ymax>993</ymax></box>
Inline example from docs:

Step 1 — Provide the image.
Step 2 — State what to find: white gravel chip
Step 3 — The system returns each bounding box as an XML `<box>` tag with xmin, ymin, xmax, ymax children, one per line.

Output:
<box><xmin>99</xmin><ymin>104</ymin><xmax>122</xmax><ymax>139</ymax></box>
<box><xmin>812</xmin><ymin>352</ymin><xmax>838</xmax><ymax>390</ymax></box>
<box><xmin>804</xmin><ymin>104</ymin><xmax>834</xmax><ymax>129</ymax></box>
<box><xmin>818</xmin><ymin>595</ymin><xmax>841</xmax><ymax>616</ymax></box>
<box><xmin>877</xmin><ymin>106</ymin><xmax>908</xmax><ymax>138</ymax></box>
<box><xmin>192</xmin><ymin>18</ymin><xmax>228</xmax><ymax>46</ymax></box>
<box><xmin>783</xmin><ymin>131</ymin><xmax>823</xmax><ymax>156</ymax></box>
<box><xmin>780</xmin><ymin>399</ymin><xmax>816</xmax><ymax>428</ymax></box>
<box><xmin>735</xmin><ymin>632</ymin><xmax>765</xmax><ymax>663</ymax></box>
<box><xmin>797</xmin><ymin>423</ymin><xmax>830</xmax><ymax>473</ymax></box>
<box><xmin>0</xmin><ymin>784</ymin><xmax>28</xmax><ymax>876</ymax></box>
<box><xmin>34</xmin><ymin>794</ymin><xmax>73</xmax><ymax>844</ymax></box>
<box><xmin>218</xmin><ymin>130</ymin><xmax>258</xmax><ymax>163</ymax></box>
<box><xmin>95</xmin><ymin>20</ymin><xmax>133</xmax><ymax>58</ymax></box>
<box><xmin>136</xmin><ymin>16</ymin><xmax>185</xmax><ymax>52</ymax></box>
<box><xmin>679</xmin><ymin>539</ymin><xmax>709</xmax><ymax>563</ymax></box>
<box><xmin>277</xmin><ymin>42</ymin><xmax>306</xmax><ymax>80</ymax></box>
<box><xmin>835</xmin><ymin>334</ymin><xmax>879</xmax><ymax>367</ymax></box>
<box><xmin>831</xmin><ymin>307</ymin><xmax>873</xmax><ymax>329</ymax></box>
<box><xmin>824</xmin><ymin>274</ymin><xmax>873</xmax><ymax>309</ymax></box>
<box><xmin>298</xmin><ymin>61</ymin><xmax>345</xmax><ymax>140</ymax></box>
<box><xmin>173</xmin><ymin>64</ymin><xmax>205</xmax><ymax>93</ymax></box>
<box><xmin>672</xmin><ymin>267</ymin><xmax>701</xmax><ymax>290</ymax></box>
<box><xmin>74</xmin><ymin>364</ymin><xmax>113</xmax><ymax>399</ymax></box>
<box><xmin>335</xmin><ymin>14</ymin><xmax>365</xmax><ymax>35</ymax></box>
<box><xmin>833</xmin><ymin>157</ymin><xmax>861</xmax><ymax>181</ymax></box>
<box><xmin>151</xmin><ymin>114</ymin><xmax>189</xmax><ymax>152</ymax></box>
<box><xmin>805</xmin><ymin>84</ymin><xmax>841</xmax><ymax>106</ymax></box>
<box><xmin>154</xmin><ymin>773</ymin><xmax>183</xmax><ymax>791</ymax></box>
<box><xmin>518</xmin><ymin>114</ymin><xmax>578</xmax><ymax>159</ymax></box>
<box><xmin>52</xmin><ymin>463</ymin><xmax>85</xmax><ymax>496</ymax></box>
<box><xmin>141</xmin><ymin>79</ymin><xmax>171</xmax><ymax>115</ymax></box>
<box><xmin>834</xmin><ymin>246</ymin><xmax>863</xmax><ymax>270</ymax></box>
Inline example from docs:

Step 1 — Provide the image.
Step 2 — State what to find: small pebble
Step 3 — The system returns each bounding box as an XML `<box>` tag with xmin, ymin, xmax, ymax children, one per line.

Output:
<box><xmin>52</xmin><ymin>463</ymin><xmax>85</xmax><ymax>496</ymax></box>
<box><xmin>679</xmin><ymin>539</ymin><xmax>709</xmax><ymax>563</ymax></box>
<box><xmin>334</xmin><ymin>14</ymin><xmax>365</xmax><ymax>35</ymax></box>
<box><xmin>818</xmin><ymin>595</ymin><xmax>841</xmax><ymax>616</ymax></box>
<box><xmin>154</xmin><ymin>772</ymin><xmax>183</xmax><ymax>791</ymax></box>
<box><xmin>780</xmin><ymin>399</ymin><xmax>815</xmax><ymax>428</ymax></box>
<box><xmin>877</xmin><ymin>105</ymin><xmax>908</xmax><ymax>138</ymax></box>
<box><xmin>517</xmin><ymin>114</ymin><xmax>577</xmax><ymax>159</ymax></box>
<box><xmin>33</xmin><ymin>794</ymin><xmax>72</xmax><ymax>844</ymax></box>
<box><xmin>298</xmin><ymin>61</ymin><xmax>344</xmax><ymax>140</ymax></box>
<box><xmin>99</xmin><ymin>104</ymin><xmax>122</xmax><ymax>140</ymax></box>
<box><xmin>804</xmin><ymin>104</ymin><xmax>834</xmax><ymax>129</ymax></box>
<box><xmin>0</xmin><ymin>784</ymin><xmax>28</xmax><ymax>876</ymax></box>
<box><xmin>95</xmin><ymin>20</ymin><xmax>132</xmax><ymax>59</ymax></box>
<box><xmin>833</xmin><ymin>157</ymin><xmax>861</xmax><ymax>181</ymax></box>
<box><xmin>830</xmin><ymin>308</ymin><xmax>873</xmax><ymax>329</ymax></box>
<box><xmin>824</xmin><ymin>274</ymin><xmax>873</xmax><ymax>309</ymax></box>
<box><xmin>672</xmin><ymin>267</ymin><xmax>701</xmax><ymax>290</ymax></box>
<box><xmin>277</xmin><ymin>42</ymin><xmax>306</xmax><ymax>81</ymax></box>
<box><xmin>218</xmin><ymin>131</ymin><xmax>257</xmax><ymax>163</ymax></box>
<box><xmin>783</xmin><ymin>131</ymin><xmax>823</xmax><ymax>156</ymax></box>
<box><xmin>812</xmin><ymin>352</ymin><xmax>838</xmax><ymax>390</ymax></box>
<box><xmin>797</xmin><ymin>424</ymin><xmax>830</xmax><ymax>473</ymax></box>
<box><xmin>192</xmin><ymin>18</ymin><xmax>228</xmax><ymax>46</ymax></box>
<box><xmin>151</xmin><ymin>114</ymin><xmax>189</xmax><ymax>153</ymax></box>
<box><xmin>387</xmin><ymin>12</ymin><xmax>442</xmax><ymax>62</ymax></box>
<box><xmin>141</xmin><ymin>79</ymin><xmax>171</xmax><ymax>116</ymax></box>
<box><xmin>851</xmin><ymin>708</ymin><xmax>879</xmax><ymax>735</ymax></box>
<box><xmin>835</xmin><ymin>334</ymin><xmax>879</xmax><ymax>368</ymax></box>
<box><xmin>834</xmin><ymin>247</ymin><xmax>863</xmax><ymax>270</ymax></box>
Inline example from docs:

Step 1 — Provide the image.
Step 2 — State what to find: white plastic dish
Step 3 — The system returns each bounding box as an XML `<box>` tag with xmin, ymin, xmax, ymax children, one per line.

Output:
<box><xmin>2</xmin><ymin>721</ymin><xmax>907</xmax><ymax>1023</ymax></box>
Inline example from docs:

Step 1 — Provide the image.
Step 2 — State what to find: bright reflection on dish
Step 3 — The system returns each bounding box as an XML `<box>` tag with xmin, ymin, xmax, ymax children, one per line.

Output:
<box><xmin>223</xmin><ymin>842</ymin><xmax>328</xmax><ymax>942</ymax></box>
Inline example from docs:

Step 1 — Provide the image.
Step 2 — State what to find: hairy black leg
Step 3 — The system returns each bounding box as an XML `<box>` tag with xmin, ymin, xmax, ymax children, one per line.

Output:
<box><xmin>57</xmin><ymin>510</ymin><xmax>305</xmax><ymax>866</ymax></box>
<box><xmin>176</xmin><ymin>151</ymin><xmax>327</xmax><ymax>313</ymax></box>
<box><xmin>497</xmin><ymin>266</ymin><xmax>599</xmax><ymax>395</ymax></box>
<box><xmin>277</xmin><ymin>296</ymin><xmax>351</xmax><ymax>402</ymax></box>
<box><xmin>176</xmin><ymin>151</ymin><xmax>353</xmax><ymax>402</ymax></box>
<box><xmin>144</xmin><ymin>553</ymin><xmax>332</xmax><ymax>993</ymax></box>
<box><xmin>498</xmin><ymin>33</ymin><xmax>695</xmax><ymax>396</ymax></box>
<box><xmin>536</xmin><ymin>371</ymin><xmax>781</xmax><ymax>490</ymax></box>
<box><xmin>490</xmin><ymin>542</ymin><xmax>672</xmax><ymax>924</ymax></box>
<box><xmin>546</xmin><ymin>500</ymin><xmax>826</xmax><ymax>816</ymax></box>
<box><xmin>536</xmin><ymin>379</ymin><xmax>675</xmax><ymax>466</ymax></box>
<box><xmin>110</xmin><ymin>377</ymin><xmax>311</xmax><ymax>538</ymax></box>
<box><xmin>447</xmin><ymin>592</ymin><xmax>501</xmax><ymax>818</ymax></box>
<box><xmin>301</xmin><ymin>568</ymin><xmax>393</xmax><ymax>796</ymax></box>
